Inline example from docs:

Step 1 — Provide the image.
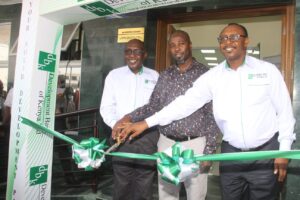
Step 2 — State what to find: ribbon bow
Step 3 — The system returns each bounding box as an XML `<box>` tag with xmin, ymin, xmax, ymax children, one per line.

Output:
<box><xmin>72</xmin><ymin>138</ymin><xmax>108</xmax><ymax>171</ymax></box>
<box><xmin>156</xmin><ymin>143</ymin><xmax>200</xmax><ymax>185</ymax></box>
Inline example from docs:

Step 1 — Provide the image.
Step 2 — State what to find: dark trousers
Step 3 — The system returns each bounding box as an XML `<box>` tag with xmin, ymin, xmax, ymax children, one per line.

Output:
<box><xmin>112</xmin><ymin>128</ymin><xmax>159</xmax><ymax>200</ymax></box>
<box><xmin>220</xmin><ymin>133</ymin><xmax>279</xmax><ymax>200</ymax></box>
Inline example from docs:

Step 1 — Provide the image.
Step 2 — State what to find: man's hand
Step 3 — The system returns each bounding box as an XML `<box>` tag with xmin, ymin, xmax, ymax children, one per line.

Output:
<box><xmin>200</xmin><ymin>161</ymin><xmax>212</xmax><ymax>173</ymax></box>
<box><xmin>112</xmin><ymin>115</ymin><xmax>131</xmax><ymax>140</ymax></box>
<box><xmin>274</xmin><ymin>158</ymin><xmax>289</xmax><ymax>182</ymax></box>
<box><xmin>120</xmin><ymin>120</ymin><xmax>149</xmax><ymax>140</ymax></box>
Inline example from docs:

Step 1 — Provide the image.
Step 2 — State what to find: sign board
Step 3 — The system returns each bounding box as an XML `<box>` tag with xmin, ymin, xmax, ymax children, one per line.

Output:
<box><xmin>118</xmin><ymin>27</ymin><xmax>145</xmax><ymax>43</ymax></box>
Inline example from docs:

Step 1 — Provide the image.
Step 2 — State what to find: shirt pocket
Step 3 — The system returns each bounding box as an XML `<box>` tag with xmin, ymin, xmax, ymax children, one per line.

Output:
<box><xmin>143</xmin><ymin>79</ymin><xmax>156</xmax><ymax>102</ymax></box>
<box><xmin>246</xmin><ymin>78</ymin><xmax>270</xmax><ymax>106</ymax></box>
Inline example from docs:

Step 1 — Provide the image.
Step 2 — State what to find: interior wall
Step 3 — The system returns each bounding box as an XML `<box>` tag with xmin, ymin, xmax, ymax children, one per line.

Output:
<box><xmin>176</xmin><ymin>16</ymin><xmax>282</xmax><ymax>59</ymax></box>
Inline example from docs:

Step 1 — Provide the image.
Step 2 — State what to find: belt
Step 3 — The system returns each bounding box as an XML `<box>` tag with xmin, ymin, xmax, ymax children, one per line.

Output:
<box><xmin>224</xmin><ymin>132</ymin><xmax>279</xmax><ymax>152</ymax></box>
<box><xmin>164</xmin><ymin>134</ymin><xmax>199</xmax><ymax>142</ymax></box>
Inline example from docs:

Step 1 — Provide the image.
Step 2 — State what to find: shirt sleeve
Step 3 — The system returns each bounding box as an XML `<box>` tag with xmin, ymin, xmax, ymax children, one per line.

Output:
<box><xmin>129</xmin><ymin>75</ymin><xmax>163</xmax><ymax>122</ymax></box>
<box><xmin>100</xmin><ymin>73</ymin><xmax>118</xmax><ymax>128</ymax></box>
<box><xmin>201</xmin><ymin>101</ymin><xmax>220</xmax><ymax>155</ymax></box>
<box><xmin>146</xmin><ymin>70</ymin><xmax>213</xmax><ymax>127</ymax></box>
<box><xmin>269</xmin><ymin>66</ymin><xmax>295</xmax><ymax>150</ymax></box>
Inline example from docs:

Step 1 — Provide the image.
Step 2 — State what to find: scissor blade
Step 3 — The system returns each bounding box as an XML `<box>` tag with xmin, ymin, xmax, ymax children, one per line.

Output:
<box><xmin>104</xmin><ymin>142</ymin><xmax>120</xmax><ymax>154</ymax></box>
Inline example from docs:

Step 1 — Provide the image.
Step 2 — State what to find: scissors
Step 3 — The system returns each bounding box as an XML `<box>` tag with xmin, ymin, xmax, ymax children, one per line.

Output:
<box><xmin>104</xmin><ymin>134</ymin><xmax>124</xmax><ymax>154</ymax></box>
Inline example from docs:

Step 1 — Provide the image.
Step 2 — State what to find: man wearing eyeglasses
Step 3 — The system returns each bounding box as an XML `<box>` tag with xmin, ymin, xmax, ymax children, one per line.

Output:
<box><xmin>120</xmin><ymin>23</ymin><xmax>295</xmax><ymax>200</ymax></box>
<box><xmin>100</xmin><ymin>39</ymin><xmax>159</xmax><ymax>200</ymax></box>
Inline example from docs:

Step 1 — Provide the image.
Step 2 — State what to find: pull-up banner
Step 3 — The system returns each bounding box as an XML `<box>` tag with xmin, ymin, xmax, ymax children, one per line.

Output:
<box><xmin>8</xmin><ymin>0</ymin><xmax>197</xmax><ymax>199</ymax></box>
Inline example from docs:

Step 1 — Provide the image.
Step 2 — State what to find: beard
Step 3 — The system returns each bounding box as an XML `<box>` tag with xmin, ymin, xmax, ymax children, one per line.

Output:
<box><xmin>172</xmin><ymin>54</ymin><xmax>186</xmax><ymax>65</ymax></box>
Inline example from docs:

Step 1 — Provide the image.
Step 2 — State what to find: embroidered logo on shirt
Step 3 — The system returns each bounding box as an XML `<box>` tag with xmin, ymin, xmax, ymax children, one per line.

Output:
<box><xmin>145</xmin><ymin>79</ymin><xmax>156</xmax><ymax>84</ymax></box>
<box><xmin>248</xmin><ymin>73</ymin><xmax>267</xmax><ymax>79</ymax></box>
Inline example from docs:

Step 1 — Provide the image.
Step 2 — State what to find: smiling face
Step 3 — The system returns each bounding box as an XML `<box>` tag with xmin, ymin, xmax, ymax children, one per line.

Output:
<box><xmin>124</xmin><ymin>39</ymin><xmax>147</xmax><ymax>74</ymax></box>
<box><xmin>169</xmin><ymin>31</ymin><xmax>192</xmax><ymax>66</ymax></box>
<box><xmin>219</xmin><ymin>24</ymin><xmax>249</xmax><ymax>69</ymax></box>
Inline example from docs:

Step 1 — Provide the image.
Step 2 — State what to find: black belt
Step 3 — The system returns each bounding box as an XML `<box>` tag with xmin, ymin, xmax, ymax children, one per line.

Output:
<box><xmin>164</xmin><ymin>134</ymin><xmax>199</xmax><ymax>142</ymax></box>
<box><xmin>223</xmin><ymin>132</ymin><xmax>279</xmax><ymax>152</ymax></box>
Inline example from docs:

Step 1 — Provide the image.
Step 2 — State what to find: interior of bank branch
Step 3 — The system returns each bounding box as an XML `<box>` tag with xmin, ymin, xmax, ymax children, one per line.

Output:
<box><xmin>1</xmin><ymin>0</ymin><xmax>300</xmax><ymax>199</ymax></box>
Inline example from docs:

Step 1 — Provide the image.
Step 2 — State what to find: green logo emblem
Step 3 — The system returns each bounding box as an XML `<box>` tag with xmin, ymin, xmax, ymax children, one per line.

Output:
<box><xmin>38</xmin><ymin>51</ymin><xmax>56</xmax><ymax>72</ymax></box>
<box><xmin>248</xmin><ymin>74</ymin><xmax>253</xmax><ymax>79</ymax></box>
<box><xmin>81</xmin><ymin>2</ymin><xmax>119</xmax><ymax>17</ymax></box>
<box><xmin>30</xmin><ymin>165</ymin><xmax>48</xmax><ymax>186</ymax></box>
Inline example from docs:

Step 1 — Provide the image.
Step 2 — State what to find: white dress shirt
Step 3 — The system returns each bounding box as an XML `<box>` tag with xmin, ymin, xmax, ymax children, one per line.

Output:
<box><xmin>100</xmin><ymin>66</ymin><xmax>158</xmax><ymax>128</ymax></box>
<box><xmin>146</xmin><ymin>56</ymin><xmax>295</xmax><ymax>150</ymax></box>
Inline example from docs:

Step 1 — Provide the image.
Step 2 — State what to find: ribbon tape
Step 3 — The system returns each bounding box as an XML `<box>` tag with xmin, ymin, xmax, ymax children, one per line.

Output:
<box><xmin>21</xmin><ymin>117</ymin><xmax>300</xmax><ymax>185</ymax></box>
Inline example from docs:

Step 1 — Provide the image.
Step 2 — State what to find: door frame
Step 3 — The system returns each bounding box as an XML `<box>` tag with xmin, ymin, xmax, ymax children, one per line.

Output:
<box><xmin>155</xmin><ymin>4</ymin><xmax>295</xmax><ymax>97</ymax></box>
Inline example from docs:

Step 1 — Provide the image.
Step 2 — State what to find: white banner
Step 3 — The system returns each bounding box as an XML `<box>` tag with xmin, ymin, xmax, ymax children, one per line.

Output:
<box><xmin>6</xmin><ymin>0</ymin><xmax>63</xmax><ymax>199</ymax></box>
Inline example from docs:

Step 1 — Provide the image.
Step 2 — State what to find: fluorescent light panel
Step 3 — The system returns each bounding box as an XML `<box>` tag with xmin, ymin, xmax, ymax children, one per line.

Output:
<box><xmin>201</xmin><ymin>49</ymin><xmax>215</xmax><ymax>54</ymax></box>
<box><xmin>204</xmin><ymin>57</ymin><xmax>217</xmax><ymax>61</ymax></box>
<box><xmin>207</xmin><ymin>63</ymin><xmax>218</xmax><ymax>66</ymax></box>
<box><xmin>253</xmin><ymin>50</ymin><xmax>260</xmax><ymax>55</ymax></box>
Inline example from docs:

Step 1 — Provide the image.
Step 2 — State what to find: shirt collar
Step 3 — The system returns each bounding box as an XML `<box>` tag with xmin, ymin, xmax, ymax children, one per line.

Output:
<box><xmin>127</xmin><ymin>65</ymin><xmax>144</xmax><ymax>75</ymax></box>
<box><xmin>223</xmin><ymin>55</ymin><xmax>254</xmax><ymax>71</ymax></box>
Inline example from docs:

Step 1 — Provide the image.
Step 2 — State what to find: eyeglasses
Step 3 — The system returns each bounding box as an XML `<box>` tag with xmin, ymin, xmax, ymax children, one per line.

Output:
<box><xmin>124</xmin><ymin>49</ymin><xmax>144</xmax><ymax>56</ymax></box>
<box><xmin>217</xmin><ymin>34</ymin><xmax>247</xmax><ymax>43</ymax></box>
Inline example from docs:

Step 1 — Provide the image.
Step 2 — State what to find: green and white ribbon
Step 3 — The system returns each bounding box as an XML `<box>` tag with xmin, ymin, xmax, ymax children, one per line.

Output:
<box><xmin>21</xmin><ymin>117</ymin><xmax>300</xmax><ymax>185</ymax></box>
<box><xmin>156</xmin><ymin>143</ymin><xmax>199</xmax><ymax>185</ymax></box>
<box><xmin>21</xmin><ymin>117</ymin><xmax>107</xmax><ymax>170</ymax></box>
<box><xmin>72</xmin><ymin>138</ymin><xmax>107</xmax><ymax>171</ymax></box>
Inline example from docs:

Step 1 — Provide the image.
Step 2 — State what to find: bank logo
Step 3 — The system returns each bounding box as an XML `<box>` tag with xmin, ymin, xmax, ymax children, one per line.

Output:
<box><xmin>30</xmin><ymin>165</ymin><xmax>48</xmax><ymax>186</ymax></box>
<box><xmin>38</xmin><ymin>51</ymin><xmax>56</xmax><ymax>73</ymax></box>
<box><xmin>81</xmin><ymin>2</ymin><xmax>119</xmax><ymax>17</ymax></box>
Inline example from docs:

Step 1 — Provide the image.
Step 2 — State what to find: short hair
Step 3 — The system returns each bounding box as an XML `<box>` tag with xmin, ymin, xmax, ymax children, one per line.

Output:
<box><xmin>227</xmin><ymin>23</ymin><xmax>248</xmax><ymax>37</ymax></box>
<box><xmin>169</xmin><ymin>30</ymin><xmax>191</xmax><ymax>44</ymax></box>
<box><xmin>126</xmin><ymin>39</ymin><xmax>145</xmax><ymax>50</ymax></box>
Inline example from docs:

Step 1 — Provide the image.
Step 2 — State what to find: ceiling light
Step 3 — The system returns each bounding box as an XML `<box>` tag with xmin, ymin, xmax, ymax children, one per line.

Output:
<box><xmin>207</xmin><ymin>63</ymin><xmax>218</xmax><ymax>66</ymax></box>
<box><xmin>247</xmin><ymin>50</ymin><xmax>253</xmax><ymax>54</ymax></box>
<box><xmin>253</xmin><ymin>50</ymin><xmax>260</xmax><ymax>55</ymax></box>
<box><xmin>205</xmin><ymin>57</ymin><xmax>217</xmax><ymax>61</ymax></box>
<box><xmin>201</xmin><ymin>49</ymin><xmax>215</xmax><ymax>54</ymax></box>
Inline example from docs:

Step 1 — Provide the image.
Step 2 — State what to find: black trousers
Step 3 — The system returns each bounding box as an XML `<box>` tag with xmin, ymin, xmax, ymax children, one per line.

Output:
<box><xmin>112</xmin><ymin>128</ymin><xmax>159</xmax><ymax>200</ymax></box>
<box><xmin>220</xmin><ymin>133</ymin><xmax>279</xmax><ymax>200</ymax></box>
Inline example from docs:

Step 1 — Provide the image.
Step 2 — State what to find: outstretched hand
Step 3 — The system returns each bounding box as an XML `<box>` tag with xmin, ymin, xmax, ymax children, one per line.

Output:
<box><xmin>119</xmin><ymin>120</ymin><xmax>149</xmax><ymax>141</ymax></box>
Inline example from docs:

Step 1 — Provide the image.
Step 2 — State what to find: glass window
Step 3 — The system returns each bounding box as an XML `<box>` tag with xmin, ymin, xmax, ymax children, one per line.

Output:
<box><xmin>0</xmin><ymin>22</ymin><xmax>11</xmax><ymax>91</ymax></box>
